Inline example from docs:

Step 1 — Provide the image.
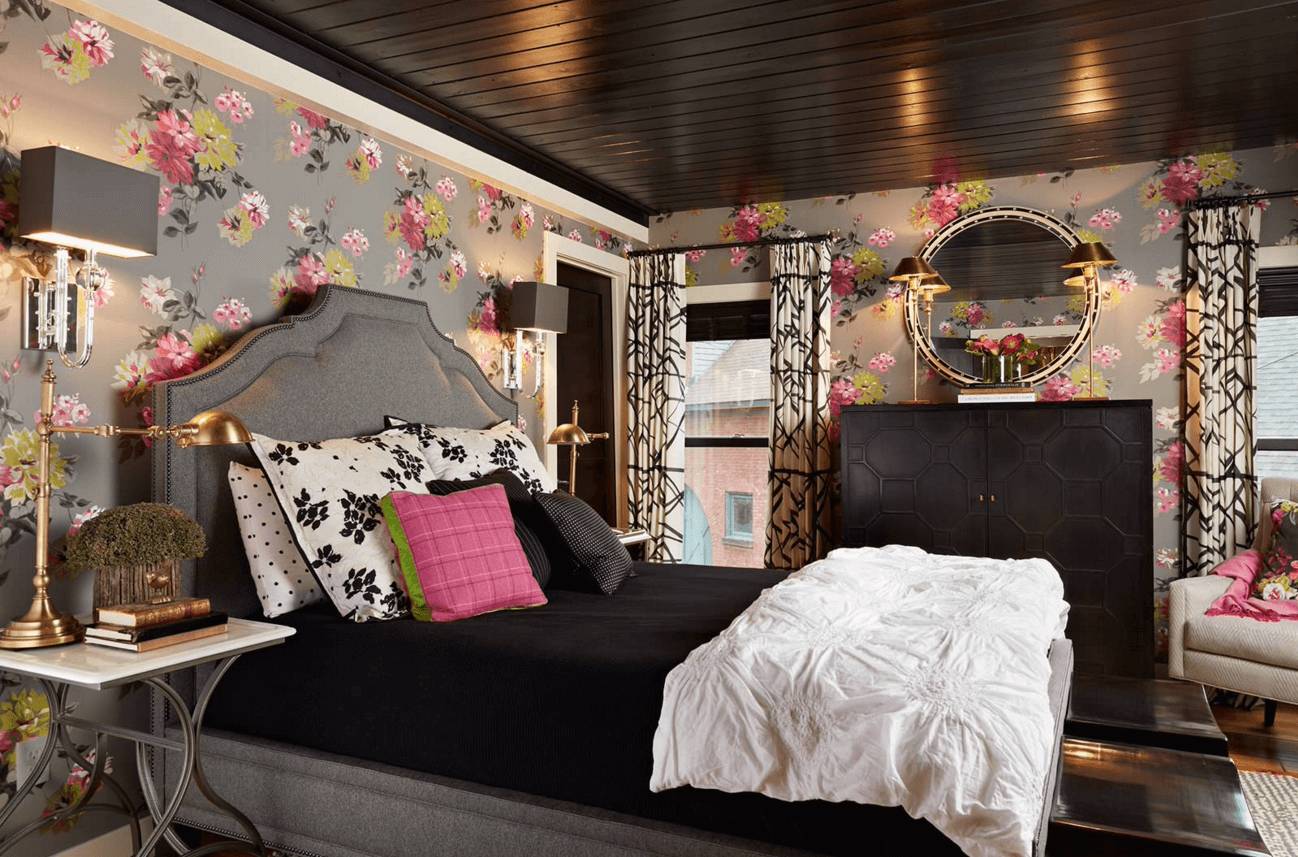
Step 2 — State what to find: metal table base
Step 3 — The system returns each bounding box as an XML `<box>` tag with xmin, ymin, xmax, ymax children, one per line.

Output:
<box><xmin>0</xmin><ymin>654</ymin><xmax>264</xmax><ymax>856</ymax></box>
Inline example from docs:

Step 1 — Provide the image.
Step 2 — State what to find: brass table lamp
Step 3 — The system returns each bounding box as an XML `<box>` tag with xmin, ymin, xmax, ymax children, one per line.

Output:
<box><xmin>891</xmin><ymin>256</ymin><xmax>941</xmax><ymax>405</ymax></box>
<box><xmin>0</xmin><ymin>360</ymin><xmax>250</xmax><ymax>649</ymax></box>
<box><xmin>546</xmin><ymin>400</ymin><xmax>608</xmax><ymax>495</ymax></box>
<box><xmin>1063</xmin><ymin>241</ymin><xmax>1118</xmax><ymax>400</ymax></box>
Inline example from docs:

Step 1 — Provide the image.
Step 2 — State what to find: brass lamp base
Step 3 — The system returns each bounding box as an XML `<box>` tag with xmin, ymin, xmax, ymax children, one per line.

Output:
<box><xmin>0</xmin><ymin>613</ymin><xmax>82</xmax><ymax>649</ymax></box>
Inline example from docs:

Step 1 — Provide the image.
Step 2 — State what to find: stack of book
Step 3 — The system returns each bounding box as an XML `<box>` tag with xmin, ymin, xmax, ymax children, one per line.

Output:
<box><xmin>957</xmin><ymin>386</ymin><xmax>1037</xmax><ymax>404</ymax></box>
<box><xmin>85</xmin><ymin>597</ymin><xmax>227</xmax><ymax>652</ymax></box>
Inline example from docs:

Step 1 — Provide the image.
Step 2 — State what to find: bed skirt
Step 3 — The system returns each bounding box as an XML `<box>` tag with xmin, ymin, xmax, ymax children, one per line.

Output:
<box><xmin>165</xmin><ymin>639</ymin><xmax>1073</xmax><ymax>857</ymax></box>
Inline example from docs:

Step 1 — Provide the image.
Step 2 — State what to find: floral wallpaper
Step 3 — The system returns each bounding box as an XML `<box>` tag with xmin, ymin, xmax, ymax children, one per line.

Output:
<box><xmin>0</xmin><ymin>1</ymin><xmax>631</xmax><ymax>830</ymax></box>
<box><xmin>654</xmin><ymin>148</ymin><xmax>1298</xmax><ymax>659</ymax></box>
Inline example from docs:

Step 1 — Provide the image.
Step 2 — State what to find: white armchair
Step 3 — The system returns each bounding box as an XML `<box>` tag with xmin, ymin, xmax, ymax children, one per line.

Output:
<box><xmin>1169</xmin><ymin>477</ymin><xmax>1298</xmax><ymax>725</ymax></box>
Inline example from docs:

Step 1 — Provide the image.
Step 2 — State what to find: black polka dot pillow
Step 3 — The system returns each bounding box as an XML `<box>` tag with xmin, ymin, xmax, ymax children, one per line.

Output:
<box><xmin>228</xmin><ymin>461</ymin><xmax>322</xmax><ymax>618</ymax></box>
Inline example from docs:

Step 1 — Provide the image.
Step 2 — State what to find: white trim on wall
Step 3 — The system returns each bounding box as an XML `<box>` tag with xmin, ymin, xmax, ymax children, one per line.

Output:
<box><xmin>69</xmin><ymin>0</ymin><xmax>649</xmax><ymax>244</ymax></box>
<box><xmin>541</xmin><ymin>232</ymin><xmax>631</xmax><ymax>527</ymax></box>
<box><xmin>682</xmin><ymin>281</ymin><xmax>772</xmax><ymax>304</ymax></box>
<box><xmin>1259</xmin><ymin>244</ymin><xmax>1298</xmax><ymax>269</ymax></box>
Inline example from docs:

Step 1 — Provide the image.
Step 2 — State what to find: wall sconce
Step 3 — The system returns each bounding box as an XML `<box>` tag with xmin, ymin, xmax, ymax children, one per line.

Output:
<box><xmin>16</xmin><ymin>146</ymin><xmax>159</xmax><ymax>368</ymax></box>
<box><xmin>502</xmin><ymin>280</ymin><xmax>568</xmax><ymax>398</ymax></box>
<box><xmin>1063</xmin><ymin>241</ymin><xmax>1118</xmax><ymax>400</ymax></box>
<box><xmin>890</xmin><ymin>256</ymin><xmax>941</xmax><ymax>405</ymax></box>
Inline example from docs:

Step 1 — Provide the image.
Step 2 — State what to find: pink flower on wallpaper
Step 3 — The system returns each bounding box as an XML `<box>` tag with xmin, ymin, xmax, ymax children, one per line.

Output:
<box><xmin>867</xmin><ymin>352</ymin><xmax>896</xmax><ymax>372</ymax></box>
<box><xmin>448</xmin><ymin>250</ymin><xmax>467</xmax><ymax>281</ymax></box>
<box><xmin>288</xmin><ymin>121</ymin><xmax>310</xmax><ymax>157</ymax></box>
<box><xmin>1108</xmin><ymin>268</ymin><xmax>1138</xmax><ymax>294</ymax></box>
<box><xmin>1156</xmin><ymin>485</ymin><xmax>1179</xmax><ymax>515</ymax></box>
<box><xmin>157</xmin><ymin>186</ymin><xmax>173</xmax><ymax>215</ymax></box>
<box><xmin>139</xmin><ymin>47</ymin><xmax>172</xmax><ymax>86</ymax></box>
<box><xmin>359</xmin><ymin>137</ymin><xmax>383</xmax><ymax>169</ymax></box>
<box><xmin>1160</xmin><ymin>441</ymin><xmax>1184</xmax><ymax>487</ymax></box>
<box><xmin>927</xmin><ymin>184</ymin><xmax>965</xmax><ymax>227</ymax></box>
<box><xmin>481</xmin><ymin>184</ymin><xmax>503</xmax><ymax>202</ymax></box>
<box><xmin>399</xmin><ymin>196</ymin><xmax>430</xmax><ymax>251</ymax></box>
<box><xmin>731</xmin><ymin>205</ymin><xmax>763</xmax><ymax>243</ymax></box>
<box><xmin>67</xmin><ymin>505</ymin><xmax>103</xmax><ymax>538</ymax></box>
<box><xmin>867</xmin><ymin>228</ymin><xmax>895</xmax><ymax>248</ymax></box>
<box><xmin>147</xmin><ymin>332</ymin><xmax>200</xmax><ymax>382</ymax></box>
<box><xmin>213</xmin><ymin>298</ymin><xmax>252</xmax><ymax>330</ymax></box>
<box><xmin>1153</xmin><ymin>346</ymin><xmax>1179</xmax><ymax>376</ymax></box>
<box><xmin>295</xmin><ymin>106</ymin><xmax>328</xmax><ymax>130</ymax></box>
<box><xmin>391</xmin><ymin>248</ymin><xmax>414</xmax><ymax>281</ymax></box>
<box><xmin>0</xmin><ymin>94</ymin><xmax>20</xmax><ymax>119</ymax></box>
<box><xmin>1087</xmin><ymin>208</ymin><xmax>1122</xmax><ymax>230</ymax></box>
<box><xmin>478</xmin><ymin>297</ymin><xmax>499</xmax><ymax>335</ymax></box>
<box><xmin>567</xmin><ymin>228</ymin><xmax>583</xmax><ymax>243</ymax></box>
<box><xmin>1156</xmin><ymin>208</ymin><xmax>1179</xmax><ymax>234</ymax></box>
<box><xmin>829</xmin><ymin>256</ymin><xmax>860</xmax><ymax>297</ymax></box>
<box><xmin>828</xmin><ymin>378</ymin><xmax>860</xmax><ymax>418</ymax></box>
<box><xmin>239</xmin><ymin>190</ymin><xmax>269</xmax><ymax>227</ymax></box>
<box><xmin>69</xmin><ymin>20</ymin><xmax>114</xmax><ymax>67</ymax></box>
<box><xmin>831</xmin><ymin>298</ymin><xmax>843</xmax><ymax>317</ymax></box>
<box><xmin>147</xmin><ymin>109</ymin><xmax>201</xmax><ymax>185</ymax></box>
<box><xmin>1161</xmin><ymin>160</ymin><xmax>1203</xmax><ymax>205</ymax></box>
<box><xmin>684</xmin><ymin>248</ymin><xmax>706</xmax><ymax>263</ymax></box>
<box><xmin>476</xmin><ymin>195</ymin><xmax>491</xmax><ymax>225</ymax></box>
<box><xmin>1039</xmin><ymin>375</ymin><xmax>1080</xmax><ymax>402</ymax></box>
<box><xmin>1160</xmin><ymin>300</ymin><xmax>1186</xmax><ymax>348</ymax></box>
<box><xmin>594</xmin><ymin>229</ymin><xmax>614</xmax><ymax>249</ymax></box>
<box><xmin>435</xmin><ymin>176</ymin><xmax>457</xmax><ymax>202</ymax></box>
<box><xmin>1093</xmin><ymin>344</ymin><xmax>1122</xmax><ymax>368</ymax></box>
<box><xmin>294</xmin><ymin>253</ymin><xmax>329</xmax><ymax>291</ymax></box>
<box><xmin>964</xmin><ymin>303</ymin><xmax>987</xmax><ymax>327</ymax></box>
<box><xmin>340</xmin><ymin>228</ymin><xmax>369</xmax><ymax>257</ymax></box>
<box><xmin>729</xmin><ymin>246</ymin><xmax>746</xmax><ymax>267</ymax></box>
<box><xmin>215</xmin><ymin>87</ymin><xmax>254</xmax><ymax>123</ymax></box>
<box><xmin>39</xmin><ymin>394</ymin><xmax>90</xmax><ymax>428</ymax></box>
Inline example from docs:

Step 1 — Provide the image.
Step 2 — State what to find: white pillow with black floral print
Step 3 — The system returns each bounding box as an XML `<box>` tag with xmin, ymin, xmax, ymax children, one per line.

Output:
<box><xmin>249</xmin><ymin>428</ymin><xmax>432</xmax><ymax>622</ymax></box>
<box><xmin>387</xmin><ymin>417</ymin><xmax>557</xmax><ymax>495</ymax></box>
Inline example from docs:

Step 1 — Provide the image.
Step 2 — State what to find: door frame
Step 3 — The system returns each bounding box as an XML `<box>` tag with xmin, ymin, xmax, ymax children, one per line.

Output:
<box><xmin>542</xmin><ymin>232</ymin><xmax>631</xmax><ymax>528</ymax></box>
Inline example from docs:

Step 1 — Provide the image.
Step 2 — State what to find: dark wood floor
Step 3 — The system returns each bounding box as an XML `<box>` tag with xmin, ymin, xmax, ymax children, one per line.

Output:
<box><xmin>1218</xmin><ymin>699</ymin><xmax>1298</xmax><ymax>775</ymax></box>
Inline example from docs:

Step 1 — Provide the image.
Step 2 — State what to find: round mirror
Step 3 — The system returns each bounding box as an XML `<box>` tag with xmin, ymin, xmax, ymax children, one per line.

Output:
<box><xmin>905</xmin><ymin>206</ymin><xmax>1099</xmax><ymax>388</ymax></box>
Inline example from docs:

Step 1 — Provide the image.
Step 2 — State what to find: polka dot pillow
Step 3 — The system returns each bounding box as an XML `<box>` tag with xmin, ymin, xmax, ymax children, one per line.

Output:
<box><xmin>228</xmin><ymin>462</ymin><xmax>323</xmax><ymax>618</ymax></box>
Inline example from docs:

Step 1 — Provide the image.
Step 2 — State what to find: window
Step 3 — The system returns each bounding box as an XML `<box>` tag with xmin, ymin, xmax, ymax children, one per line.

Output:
<box><xmin>724</xmin><ymin>492</ymin><xmax>754</xmax><ymax>543</ymax></box>
<box><xmin>683</xmin><ymin>300</ymin><xmax>770</xmax><ymax>568</ymax></box>
<box><xmin>1256</xmin><ymin>266</ymin><xmax>1298</xmax><ymax>481</ymax></box>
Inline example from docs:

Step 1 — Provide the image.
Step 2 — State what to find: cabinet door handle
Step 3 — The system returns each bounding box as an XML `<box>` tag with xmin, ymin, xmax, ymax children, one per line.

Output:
<box><xmin>978</xmin><ymin>494</ymin><xmax>985</xmax><ymax>502</ymax></box>
<box><xmin>989</xmin><ymin>494</ymin><xmax>997</xmax><ymax>503</ymax></box>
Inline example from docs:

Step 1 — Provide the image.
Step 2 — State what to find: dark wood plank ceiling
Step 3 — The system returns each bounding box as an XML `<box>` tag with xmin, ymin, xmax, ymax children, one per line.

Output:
<box><xmin>189</xmin><ymin>0</ymin><xmax>1298</xmax><ymax>216</ymax></box>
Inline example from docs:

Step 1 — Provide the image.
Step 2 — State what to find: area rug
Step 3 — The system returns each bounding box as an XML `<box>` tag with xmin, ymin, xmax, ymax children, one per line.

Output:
<box><xmin>1241</xmin><ymin>770</ymin><xmax>1298</xmax><ymax>856</ymax></box>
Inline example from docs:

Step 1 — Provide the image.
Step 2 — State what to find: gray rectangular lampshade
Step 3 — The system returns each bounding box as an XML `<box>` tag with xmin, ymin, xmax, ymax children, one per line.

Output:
<box><xmin>511</xmin><ymin>281</ymin><xmax>569</xmax><ymax>333</ymax></box>
<box><xmin>16</xmin><ymin>146</ymin><xmax>159</xmax><ymax>258</ymax></box>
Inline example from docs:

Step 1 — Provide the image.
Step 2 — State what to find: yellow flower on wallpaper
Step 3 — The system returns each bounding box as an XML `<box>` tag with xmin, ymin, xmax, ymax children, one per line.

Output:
<box><xmin>0</xmin><ymin>688</ymin><xmax>50</xmax><ymax>739</ymax></box>
<box><xmin>192</xmin><ymin>109</ymin><xmax>238</xmax><ymax>172</ymax></box>
<box><xmin>756</xmin><ymin>202</ymin><xmax>788</xmax><ymax>230</ymax></box>
<box><xmin>1196</xmin><ymin>152</ymin><xmax>1239</xmax><ymax>189</ymax></box>
<box><xmin>851</xmin><ymin>371</ymin><xmax>885</xmax><ymax>404</ymax></box>
<box><xmin>1</xmin><ymin>430</ymin><xmax>66</xmax><ymax>503</ymax></box>
<box><xmin>955</xmin><ymin>180</ymin><xmax>993</xmax><ymax>212</ymax></box>
<box><xmin>1070</xmin><ymin>365</ymin><xmax>1109</xmax><ymax>397</ymax></box>
<box><xmin>850</xmin><ymin>246</ymin><xmax>886</xmax><ymax>282</ymax></box>
<box><xmin>323</xmin><ymin>248</ymin><xmax>357</xmax><ymax>287</ymax></box>
<box><xmin>217</xmin><ymin>207</ymin><xmax>254</xmax><ymax>246</ymax></box>
<box><xmin>1075</xmin><ymin>227</ymin><xmax>1103</xmax><ymax>243</ymax></box>
<box><xmin>189</xmin><ymin>323</ymin><xmax>223</xmax><ymax>357</ymax></box>
<box><xmin>420</xmin><ymin>194</ymin><xmax>451</xmax><ymax>241</ymax></box>
<box><xmin>114</xmin><ymin>119</ymin><xmax>151</xmax><ymax>168</ymax></box>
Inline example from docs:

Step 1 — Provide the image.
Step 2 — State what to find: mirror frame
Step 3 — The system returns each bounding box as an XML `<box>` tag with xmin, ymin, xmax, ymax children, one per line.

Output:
<box><xmin>906</xmin><ymin>205</ymin><xmax>1099</xmax><ymax>388</ymax></box>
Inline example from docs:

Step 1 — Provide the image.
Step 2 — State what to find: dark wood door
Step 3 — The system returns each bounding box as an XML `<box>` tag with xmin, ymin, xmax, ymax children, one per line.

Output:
<box><xmin>555</xmin><ymin>262</ymin><xmax>615</xmax><ymax>522</ymax></box>
<box><xmin>840</xmin><ymin>407</ymin><xmax>988</xmax><ymax>556</ymax></box>
<box><xmin>987</xmin><ymin>405</ymin><xmax>1152</xmax><ymax>676</ymax></box>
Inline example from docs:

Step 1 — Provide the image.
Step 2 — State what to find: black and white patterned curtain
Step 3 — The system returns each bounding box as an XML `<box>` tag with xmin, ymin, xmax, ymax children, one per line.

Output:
<box><xmin>766</xmin><ymin>240</ymin><xmax>833</xmax><ymax>570</ymax></box>
<box><xmin>1182</xmin><ymin>204</ymin><xmax>1261</xmax><ymax>575</ymax></box>
<box><xmin>627</xmin><ymin>252</ymin><xmax>686</xmax><ymax>562</ymax></box>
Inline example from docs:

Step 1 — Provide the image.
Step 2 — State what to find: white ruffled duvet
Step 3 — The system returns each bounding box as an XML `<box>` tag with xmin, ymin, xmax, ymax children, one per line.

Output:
<box><xmin>650</xmin><ymin>545</ymin><xmax>1069</xmax><ymax>857</ymax></box>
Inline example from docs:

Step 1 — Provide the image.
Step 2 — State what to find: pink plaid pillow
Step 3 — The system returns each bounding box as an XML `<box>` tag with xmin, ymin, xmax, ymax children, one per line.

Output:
<box><xmin>381</xmin><ymin>485</ymin><xmax>546</xmax><ymax>622</ymax></box>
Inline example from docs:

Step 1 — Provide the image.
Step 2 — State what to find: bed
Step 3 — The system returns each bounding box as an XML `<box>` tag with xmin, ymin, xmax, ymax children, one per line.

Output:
<box><xmin>150</xmin><ymin>285</ymin><xmax>1073</xmax><ymax>857</ymax></box>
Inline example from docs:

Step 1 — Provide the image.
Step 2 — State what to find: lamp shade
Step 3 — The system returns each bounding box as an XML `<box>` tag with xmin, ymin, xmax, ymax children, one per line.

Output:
<box><xmin>889</xmin><ymin>256</ymin><xmax>938</xmax><ymax>282</ymax></box>
<box><xmin>547</xmin><ymin>422</ymin><xmax>590</xmax><ymax>446</ymax></box>
<box><xmin>16</xmin><ymin>146</ymin><xmax>159</xmax><ymax>258</ymax></box>
<box><xmin>177</xmin><ymin>410</ymin><xmax>251</xmax><ymax>448</ymax></box>
<box><xmin>511</xmin><ymin>281</ymin><xmax>569</xmax><ymax>333</ymax></box>
<box><xmin>917</xmin><ymin>274</ymin><xmax>952</xmax><ymax>296</ymax></box>
<box><xmin>1061</xmin><ymin>241</ymin><xmax>1117</xmax><ymax>269</ymax></box>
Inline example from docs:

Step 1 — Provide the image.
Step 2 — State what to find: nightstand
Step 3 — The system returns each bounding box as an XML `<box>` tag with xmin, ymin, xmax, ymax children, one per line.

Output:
<box><xmin>0</xmin><ymin>617</ymin><xmax>294</xmax><ymax>856</ymax></box>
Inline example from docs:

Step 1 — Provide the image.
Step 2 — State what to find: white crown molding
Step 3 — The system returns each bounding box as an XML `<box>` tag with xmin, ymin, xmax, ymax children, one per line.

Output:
<box><xmin>1259</xmin><ymin>244</ymin><xmax>1298</xmax><ymax>268</ymax></box>
<box><xmin>69</xmin><ymin>0</ymin><xmax>649</xmax><ymax>243</ymax></box>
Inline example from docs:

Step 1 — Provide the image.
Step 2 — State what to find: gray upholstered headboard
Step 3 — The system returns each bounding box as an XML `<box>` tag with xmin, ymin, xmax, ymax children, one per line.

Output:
<box><xmin>150</xmin><ymin>286</ymin><xmax>517</xmax><ymax>617</ymax></box>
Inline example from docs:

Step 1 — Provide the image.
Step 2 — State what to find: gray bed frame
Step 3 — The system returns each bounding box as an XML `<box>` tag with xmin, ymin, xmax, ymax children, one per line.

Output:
<box><xmin>149</xmin><ymin>285</ymin><xmax>1071</xmax><ymax>857</ymax></box>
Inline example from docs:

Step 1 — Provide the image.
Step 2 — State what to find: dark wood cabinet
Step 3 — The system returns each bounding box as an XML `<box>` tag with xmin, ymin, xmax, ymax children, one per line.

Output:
<box><xmin>840</xmin><ymin>400</ymin><xmax>1153</xmax><ymax>677</ymax></box>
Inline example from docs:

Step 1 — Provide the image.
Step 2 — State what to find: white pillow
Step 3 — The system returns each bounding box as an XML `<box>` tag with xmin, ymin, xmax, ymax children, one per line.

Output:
<box><xmin>228</xmin><ymin>462</ymin><xmax>322</xmax><ymax>618</ymax></box>
<box><xmin>391</xmin><ymin>419</ymin><xmax>557</xmax><ymax>495</ymax></box>
<box><xmin>249</xmin><ymin>428</ymin><xmax>432</xmax><ymax>622</ymax></box>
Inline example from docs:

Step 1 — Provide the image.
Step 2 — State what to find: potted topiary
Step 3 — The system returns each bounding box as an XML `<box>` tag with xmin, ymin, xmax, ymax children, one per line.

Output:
<box><xmin>64</xmin><ymin>503</ymin><xmax>206</xmax><ymax>609</ymax></box>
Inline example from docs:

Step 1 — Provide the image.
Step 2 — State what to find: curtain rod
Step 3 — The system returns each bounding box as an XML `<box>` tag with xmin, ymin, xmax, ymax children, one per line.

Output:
<box><xmin>626</xmin><ymin>233</ymin><xmax>836</xmax><ymax>258</ymax></box>
<box><xmin>1185</xmin><ymin>189</ymin><xmax>1298</xmax><ymax>210</ymax></box>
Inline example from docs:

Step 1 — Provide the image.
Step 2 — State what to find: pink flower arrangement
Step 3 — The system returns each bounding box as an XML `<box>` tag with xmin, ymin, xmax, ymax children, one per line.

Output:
<box><xmin>867</xmin><ymin>352</ymin><xmax>896</xmax><ymax>372</ymax></box>
<box><xmin>1039</xmin><ymin>375</ymin><xmax>1080</xmax><ymax>402</ymax></box>
<box><xmin>340</xmin><ymin>228</ymin><xmax>369</xmax><ymax>258</ymax></box>
<box><xmin>212</xmin><ymin>298</ymin><xmax>252</xmax><ymax>331</ymax></box>
<box><xmin>435</xmin><ymin>176</ymin><xmax>457</xmax><ymax>202</ymax></box>
<box><xmin>214</xmin><ymin>87</ymin><xmax>254</xmax><ymax>123</ymax></box>
<box><xmin>867</xmin><ymin>228</ymin><xmax>895</xmax><ymax>248</ymax></box>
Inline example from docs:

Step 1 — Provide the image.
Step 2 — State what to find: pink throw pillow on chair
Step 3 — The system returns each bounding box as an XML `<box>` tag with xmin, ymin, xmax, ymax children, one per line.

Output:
<box><xmin>381</xmin><ymin>484</ymin><xmax>546</xmax><ymax>622</ymax></box>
